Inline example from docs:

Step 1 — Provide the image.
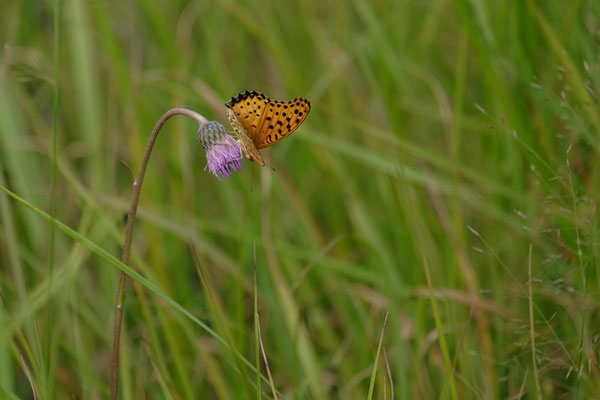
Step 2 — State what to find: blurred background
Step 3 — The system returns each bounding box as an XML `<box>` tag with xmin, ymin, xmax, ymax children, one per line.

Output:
<box><xmin>1</xmin><ymin>0</ymin><xmax>600</xmax><ymax>398</ymax></box>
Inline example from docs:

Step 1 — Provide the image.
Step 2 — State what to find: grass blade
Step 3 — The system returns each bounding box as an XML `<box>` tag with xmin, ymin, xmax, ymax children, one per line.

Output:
<box><xmin>367</xmin><ymin>312</ymin><xmax>389</xmax><ymax>400</ymax></box>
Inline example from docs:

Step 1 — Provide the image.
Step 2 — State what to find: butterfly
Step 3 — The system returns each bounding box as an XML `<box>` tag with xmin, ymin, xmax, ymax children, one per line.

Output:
<box><xmin>225</xmin><ymin>90</ymin><xmax>311</xmax><ymax>166</ymax></box>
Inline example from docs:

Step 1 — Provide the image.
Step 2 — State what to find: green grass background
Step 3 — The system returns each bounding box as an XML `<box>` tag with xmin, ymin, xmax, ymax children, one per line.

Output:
<box><xmin>1</xmin><ymin>0</ymin><xmax>599</xmax><ymax>398</ymax></box>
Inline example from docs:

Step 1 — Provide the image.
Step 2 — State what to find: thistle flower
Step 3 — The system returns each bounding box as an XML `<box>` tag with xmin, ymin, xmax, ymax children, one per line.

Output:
<box><xmin>197</xmin><ymin>121</ymin><xmax>243</xmax><ymax>178</ymax></box>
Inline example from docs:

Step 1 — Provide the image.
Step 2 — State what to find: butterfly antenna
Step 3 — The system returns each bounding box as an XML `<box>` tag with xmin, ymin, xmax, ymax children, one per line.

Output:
<box><xmin>265</xmin><ymin>162</ymin><xmax>276</xmax><ymax>172</ymax></box>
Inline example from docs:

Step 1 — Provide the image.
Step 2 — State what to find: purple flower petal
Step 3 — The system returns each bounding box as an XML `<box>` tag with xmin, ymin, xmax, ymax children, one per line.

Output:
<box><xmin>198</xmin><ymin>121</ymin><xmax>244</xmax><ymax>179</ymax></box>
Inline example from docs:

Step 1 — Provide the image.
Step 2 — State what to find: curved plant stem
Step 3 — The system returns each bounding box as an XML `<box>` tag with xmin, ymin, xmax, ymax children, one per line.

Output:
<box><xmin>110</xmin><ymin>108</ymin><xmax>207</xmax><ymax>400</ymax></box>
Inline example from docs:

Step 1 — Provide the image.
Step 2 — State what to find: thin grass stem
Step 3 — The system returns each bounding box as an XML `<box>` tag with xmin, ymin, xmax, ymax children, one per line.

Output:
<box><xmin>254</xmin><ymin>243</ymin><xmax>261</xmax><ymax>400</ymax></box>
<box><xmin>367</xmin><ymin>312</ymin><xmax>389</xmax><ymax>400</ymax></box>
<box><xmin>528</xmin><ymin>244</ymin><xmax>542</xmax><ymax>400</ymax></box>
<box><xmin>46</xmin><ymin>0</ymin><xmax>62</xmax><ymax>394</ymax></box>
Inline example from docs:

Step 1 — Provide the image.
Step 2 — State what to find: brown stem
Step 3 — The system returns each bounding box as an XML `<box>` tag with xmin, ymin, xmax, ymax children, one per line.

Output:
<box><xmin>110</xmin><ymin>108</ymin><xmax>207</xmax><ymax>400</ymax></box>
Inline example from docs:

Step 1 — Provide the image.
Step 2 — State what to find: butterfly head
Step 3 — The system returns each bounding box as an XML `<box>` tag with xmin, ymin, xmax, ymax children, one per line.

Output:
<box><xmin>237</xmin><ymin>135</ymin><xmax>265</xmax><ymax>166</ymax></box>
<box><xmin>248</xmin><ymin>154</ymin><xmax>265</xmax><ymax>166</ymax></box>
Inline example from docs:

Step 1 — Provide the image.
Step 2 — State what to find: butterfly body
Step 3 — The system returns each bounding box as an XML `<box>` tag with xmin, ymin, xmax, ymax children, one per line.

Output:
<box><xmin>226</xmin><ymin>107</ymin><xmax>265</xmax><ymax>165</ymax></box>
<box><xmin>225</xmin><ymin>90</ymin><xmax>311</xmax><ymax>166</ymax></box>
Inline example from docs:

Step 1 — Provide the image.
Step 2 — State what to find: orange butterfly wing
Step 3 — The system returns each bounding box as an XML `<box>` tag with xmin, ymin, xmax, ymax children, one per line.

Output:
<box><xmin>225</xmin><ymin>91</ymin><xmax>311</xmax><ymax>150</ymax></box>
<box><xmin>254</xmin><ymin>97</ymin><xmax>311</xmax><ymax>149</ymax></box>
<box><xmin>225</xmin><ymin>91</ymin><xmax>269</xmax><ymax>144</ymax></box>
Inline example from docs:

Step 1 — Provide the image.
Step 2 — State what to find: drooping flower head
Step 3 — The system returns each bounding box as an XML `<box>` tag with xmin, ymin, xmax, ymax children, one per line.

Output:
<box><xmin>197</xmin><ymin>121</ymin><xmax>243</xmax><ymax>178</ymax></box>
